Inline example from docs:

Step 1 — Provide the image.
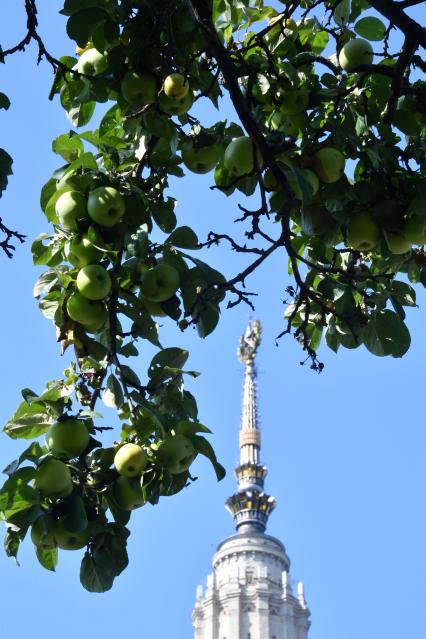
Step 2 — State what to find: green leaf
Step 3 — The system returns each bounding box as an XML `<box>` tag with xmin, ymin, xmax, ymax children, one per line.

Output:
<box><xmin>119</xmin><ymin>365</ymin><xmax>141</xmax><ymax>389</ymax></box>
<box><xmin>61</xmin><ymin>0</ymin><xmax>107</xmax><ymax>16</ymax></box>
<box><xmin>196</xmin><ymin>303</ymin><xmax>220</xmax><ymax>338</ymax></box>
<box><xmin>191</xmin><ymin>435</ymin><xmax>226</xmax><ymax>481</ymax></box>
<box><xmin>391</xmin><ymin>281</ymin><xmax>416</xmax><ymax>307</ymax></box>
<box><xmin>151</xmin><ymin>198</ymin><xmax>177</xmax><ymax>233</ymax></box>
<box><xmin>67</xmin><ymin>101</ymin><xmax>97</xmax><ymax>128</ymax></box>
<box><xmin>102</xmin><ymin>374</ymin><xmax>124</xmax><ymax>409</ymax></box>
<box><xmin>363</xmin><ymin>309</ymin><xmax>411</xmax><ymax>357</ymax></box>
<box><xmin>52</xmin><ymin>132</ymin><xmax>84</xmax><ymax>162</ymax></box>
<box><xmin>0</xmin><ymin>148</ymin><xmax>13</xmax><ymax>176</ymax></box>
<box><xmin>80</xmin><ymin>552</ymin><xmax>114</xmax><ymax>593</ymax></box>
<box><xmin>392</xmin><ymin>110</ymin><xmax>421</xmax><ymax>136</ymax></box>
<box><xmin>0</xmin><ymin>92</ymin><xmax>11</xmax><ymax>110</ymax></box>
<box><xmin>0</xmin><ymin>470</ymin><xmax>39</xmax><ymax>521</ymax></box>
<box><xmin>355</xmin><ymin>16</ymin><xmax>387</xmax><ymax>41</ymax></box>
<box><xmin>33</xmin><ymin>270</ymin><xmax>58</xmax><ymax>298</ymax></box>
<box><xmin>333</xmin><ymin>0</ymin><xmax>351</xmax><ymax>27</ymax></box>
<box><xmin>36</xmin><ymin>546</ymin><xmax>58</xmax><ymax>572</ymax></box>
<box><xmin>149</xmin><ymin>348</ymin><xmax>189</xmax><ymax>379</ymax></box>
<box><xmin>175</xmin><ymin>421</ymin><xmax>212</xmax><ymax>436</ymax></box>
<box><xmin>4</xmin><ymin>401</ymin><xmax>51</xmax><ymax>440</ymax></box>
<box><xmin>80</xmin><ymin>525</ymin><xmax>129</xmax><ymax>592</ymax></box>
<box><xmin>66</xmin><ymin>8</ymin><xmax>110</xmax><ymax>47</ymax></box>
<box><xmin>3</xmin><ymin>442</ymin><xmax>44</xmax><ymax>476</ymax></box>
<box><xmin>166</xmin><ymin>226</ymin><xmax>199</xmax><ymax>249</ymax></box>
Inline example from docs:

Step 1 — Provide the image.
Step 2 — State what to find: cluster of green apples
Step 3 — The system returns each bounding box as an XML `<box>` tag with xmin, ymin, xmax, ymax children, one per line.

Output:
<box><xmin>30</xmin><ymin>418</ymin><xmax>92</xmax><ymax>552</ymax></box>
<box><xmin>263</xmin><ymin>146</ymin><xmax>346</xmax><ymax>204</ymax></box>
<box><xmin>55</xmin><ymin>171</ymin><xmax>185</xmax><ymax>330</ymax></box>
<box><xmin>347</xmin><ymin>211</ymin><xmax>426</xmax><ymax>254</ymax></box>
<box><xmin>31</xmin><ymin>512</ymin><xmax>90</xmax><ymax>552</ymax></box>
<box><xmin>111</xmin><ymin>434</ymin><xmax>197</xmax><ymax>510</ymax></box>
<box><xmin>30</xmin><ymin>418</ymin><xmax>199</xmax><ymax>556</ymax></box>
<box><xmin>55</xmin><ymin>181</ymin><xmax>125</xmax><ymax>331</ymax></box>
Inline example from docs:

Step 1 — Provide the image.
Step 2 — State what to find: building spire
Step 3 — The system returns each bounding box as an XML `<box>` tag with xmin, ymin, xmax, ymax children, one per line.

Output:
<box><xmin>225</xmin><ymin>320</ymin><xmax>276</xmax><ymax>533</ymax></box>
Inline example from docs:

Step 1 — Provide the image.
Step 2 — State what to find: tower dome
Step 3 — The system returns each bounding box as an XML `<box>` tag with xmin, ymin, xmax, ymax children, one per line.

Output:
<box><xmin>192</xmin><ymin>320</ymin><xmax>311</xmax><ymax>639</ymax></box>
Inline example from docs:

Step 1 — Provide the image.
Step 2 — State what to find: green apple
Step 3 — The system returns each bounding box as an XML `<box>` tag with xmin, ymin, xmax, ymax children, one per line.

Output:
<box><xmin>114</xmin><ymin>443</ymin><xmax>148</xmax><ymax>477</ymax></box>
<box><xmin>76</xmin><ymin>264</ymin><xmax>112</xmax><ymax>300</ymax></box>
<box><xmin>67</xmin><ymin>292</ymin><xmax>108</xmax><ymax>330</ymax></box>
<box><xmin>182</xmin><ymin>145</ymin><xmax>221</xmax><ymax>174</ymax></box>
<box><xmin>386</xmin><ymin>232</ymin><xmax>411</xmax><ymax>255</ymax></box>
<box><xmin>54</xmin><ymin>517</ymin><xmax>89</xmax><ymax>550</ymax></box>
<box><xmin>157</xmin><ymin>434</ymin><xmax>197</xmax><ymax>474</ymax></box>
<box><xmin>55</xmin><ymin>191</ymin><xmax>88</xmax><ymax>230</ymax></box>
<box><xmin>113</xmin><ymin>476</ymin><xmax>146</xmax><ymax>510</ymax></box>
<box><xmin>140</xmin><ymin>264</ymin><xmax>180</xmax><ymax>302</ymax></box>
<box><xmin>121</xmin><ymin>70</ymin><xmax>157</xmax><ymax>106</ymax></box>
<box><xmin>288</xmin><ymin>169</ymin><xmax>320</xmax><ymax>200</ymax></box>
<box><xmin>404</xmin><ymin>217</ymin><xmax>426</xmax><ymax>244</ymax></box>
<box><xmin>224</xmin><ymin>136</ymin><xmax>261</xmax><ymax>177</ymax></box>
<box><xmin>35</xmin><ymin>459</ymin><xmax>73</xmax><ymax>498</ymax></box>
<box><xmin>76</xmin><ymin>48</ymin><xmax>108</xmax><ymax>75</ymax></box>
<box><xmin>279</xmin><ymin>88</ymin><xmax>309</xmax><ymax>115</ymax></box>
<box><xmin>46</xmin><ymin>417</ymin><xmax>90</xmax><ymax>458</ymax></box>
<box><xmin>163</xmin><ymin>72</ymin><xmax>189</xmax><ymax>99</ymax></box>
<box><xmin>159</xmin><ymin>90</ymin><xmax>194</xmax><ymax>116</ymax></box>
<box><xmin>313</xmin><ymin>147</ymin><xmax>345</xmax><ymax>183</ymax></box>
<box><xmin>339</xmin><ymin>38</ymin><xmax>374</xmax><ymax>71</ymax></box>
<box><xmin>64</xmin><ymin>235</ymin><xmax>102</xmax><ymax>268</ymax></box>
<box><xmin>347</xmin><ymin>212</ymin><xmax>380</xmax><ymax>251</ymax></box>
<box><xmin>31</xmin><ymin>515</ymin><xmax>57</xmax><ymax>549</ymax></box>
<box><xmin>87</xmin><ymin>186</ymin><xmax>126</xmax><ymax>227</ymax></box>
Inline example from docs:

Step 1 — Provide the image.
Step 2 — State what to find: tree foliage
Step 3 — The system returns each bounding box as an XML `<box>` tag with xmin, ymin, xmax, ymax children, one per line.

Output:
<box><xmin>0</xmin><ymin>0</ymin><xmax>425</xmax><ymax>590</ymax></box>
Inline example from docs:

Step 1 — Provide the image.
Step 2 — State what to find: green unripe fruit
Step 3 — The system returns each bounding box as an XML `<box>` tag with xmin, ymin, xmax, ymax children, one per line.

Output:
<box><xmin>46</xmin><ymin>418</ymin><xmax>90</xmax><ymax>458</ymax></box>
<box><xmin>55</xmin><ymin>191</ymin><xmax>88</xmax><ymax>230</ymax></box>
<box><xmin>386</xmin><ymin>232</ymin><xmax>411</xmax><ymax>255</ymax></box>
<box><xmin>113</xmin><ymin>476</ymin><xmax>146</xmax><ymax>510</ymax></box>
<box><xmin>64</xmin><ymin>236</ymin><xmax>102</xmax><ymax>268</ymax></box>
<box><xmin>159</xmin><ymin>90</ymin><xmax>194</xmax><ymax>116</ymax></box>
<box><xmin>31</xmin><ymin>515</ymin><xmax>57</xmax><ymax>549</ymax></box>
<box><xmin>114</xmin><ymin>443</ymin><xmax>148</xmax><ymax>477</ymax></box>
<box><xmin>76</xmin><ymin>265</ymin><xmax>112</xmax><ymax>300</ymax></box>
<box><xmin>66</xmin><ymin>291</ymin><xmax>107</xmax><ymax>330</ymax></box>
<box><xmin>157</xmin><ymin>434</ymin><xmax>197</xmax><ymax>475</ymax></box>
<box><xmin>54</xmin><ymin>517</ymin><xmax>89</xmax><ymax>550</ymax></box>
<box><xmin>87</xmin><ymin>186</ymin><xmax>126</xmax><ymax>227</ymax></box>
<box><xmin>76</xmin><ymin>48</ymin><xmax>108</xmax><ymax>75</ymax></box>
<box><xmin>339</xmin><ymin>38</ymin><xmax>374</xmax><ymax>71</ymax></box>
<box><xmin>163</xmin><ymin>73</ymin><xmax>189</xmax><ymax>99</ymax></box>
<box><xmin>121</xmin><ymin>70</ymin><xmax>157</xmax><ymax>107</ymax></box>
<box><xmin>313</xmin><ymin>147</ymin><xmax>345</xmax><ymax>183</ymax></box>
<box><xmin>35</xmin><ymin>459</ymin><xmax>73</xmax><ymax>498</ymax></box>
<box><xmin>141</xmin><ymin>264</ymin><xmax>180</xmax><ymax>302</ymax></box>
<box><xmin>347</xmin><ymin>212</ymin><xmax>380</xmax><ymax>251</ymax></box>
<box><xmin>224</xmin><ymin>136</ymin><xmax>261</xmax><ymax>177</ymax></box>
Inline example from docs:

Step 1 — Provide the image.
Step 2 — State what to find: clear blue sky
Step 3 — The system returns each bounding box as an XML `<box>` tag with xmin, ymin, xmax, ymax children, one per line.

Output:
<box><xmin>1</xmin><ymin>3</ymin><xmax>425</xmax><ymax>638</ymax></box>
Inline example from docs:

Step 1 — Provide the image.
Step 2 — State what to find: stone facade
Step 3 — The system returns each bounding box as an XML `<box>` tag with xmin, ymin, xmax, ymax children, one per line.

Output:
<box><xmin>193</xmin><ymin>533</ymin><xmax>310</xmax><ymax>639</ymax></box>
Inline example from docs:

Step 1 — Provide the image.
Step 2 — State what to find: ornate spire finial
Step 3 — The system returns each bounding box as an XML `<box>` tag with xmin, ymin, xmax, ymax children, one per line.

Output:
<box><xmin>238</xmin><ymin>318</ymin><xmax>261</xmax><ymax>364</ymax></box>
<box><xmin>225</xmin><ymin>320</ymin><xmax>276</xmax><ymax>534</ymax></box>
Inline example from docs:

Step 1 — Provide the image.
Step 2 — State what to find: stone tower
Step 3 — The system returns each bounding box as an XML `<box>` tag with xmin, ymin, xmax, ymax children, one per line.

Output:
<box><xmin>192</xmin><ymin>320</ymin><xmax>311</xmax><ymax>639</ymax></box>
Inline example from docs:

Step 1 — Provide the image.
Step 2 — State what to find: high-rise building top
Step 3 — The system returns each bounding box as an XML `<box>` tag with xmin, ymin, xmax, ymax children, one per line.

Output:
<box><xmin>193</xmin><ymin>320</ymin><xmax>311</xmax><ymax>639</ymax></box>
